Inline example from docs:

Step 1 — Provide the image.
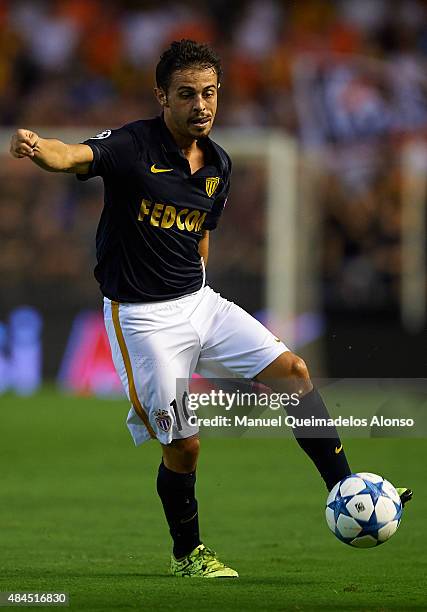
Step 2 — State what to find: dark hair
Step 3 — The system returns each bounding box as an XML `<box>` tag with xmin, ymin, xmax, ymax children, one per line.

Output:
<box><xmin>156</xmin><ymin>39</ymin><xmax>222</xmax><ymax>92</ymax></box>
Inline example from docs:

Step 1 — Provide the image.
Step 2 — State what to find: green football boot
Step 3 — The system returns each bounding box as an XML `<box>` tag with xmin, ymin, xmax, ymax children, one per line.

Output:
<box><xmin>396</xmin><ymin>487</ymin><xmax>413</xmax><ymax>507</ymax></box>
<box><xmin>170</xmin><ymin>544</ymin><xmax>239</xmax><ymax>578</ymax></box>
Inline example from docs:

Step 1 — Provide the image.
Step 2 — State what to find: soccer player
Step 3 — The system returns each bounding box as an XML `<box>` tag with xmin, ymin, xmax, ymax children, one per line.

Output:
<box><xmin>10</xmin><ymin>40</ymin><xmax>411</xmax><ymax>578</ymax></box>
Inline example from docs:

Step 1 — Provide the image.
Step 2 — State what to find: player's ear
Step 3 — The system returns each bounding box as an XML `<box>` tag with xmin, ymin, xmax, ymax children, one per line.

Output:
<box><xmin>154</xmin><ymin>87</ymin><xmax>169</xmax><ymax>108</ymax></box>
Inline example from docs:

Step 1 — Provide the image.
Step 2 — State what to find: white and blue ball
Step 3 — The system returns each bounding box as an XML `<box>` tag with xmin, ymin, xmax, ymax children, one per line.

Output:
<box><xmin>325</xmin><ymin>472</ymin><xmax>402</xmax><ymax>548</ymax></box>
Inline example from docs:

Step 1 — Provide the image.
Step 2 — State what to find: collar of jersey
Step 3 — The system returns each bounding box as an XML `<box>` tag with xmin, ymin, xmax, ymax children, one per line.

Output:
<box><xmin>157</xmin><ymin>114</ymin><xmax>225</xmax><ymax>175</ymax></box>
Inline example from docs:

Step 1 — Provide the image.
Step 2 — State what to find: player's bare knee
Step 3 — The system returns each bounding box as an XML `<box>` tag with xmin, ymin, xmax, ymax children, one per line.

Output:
<box><xmin>179</xmin><ymin>436</ymin><xmax>200</xmax><ymax>467</ymax></box>
<box><xmin>256</xmin><ymin>351</ymin><xmax>310</xmax><ymax>385</ymax></box>
<box><xmin>271</xmin><ymin>352</ymin><xmax>310</xmax><ymax>380</ymax></box>
<box><xmin>289</xmin><ymin>354</ymin><xmax>310</xmax><ymax>381</ymax></box>
<box><xmin>162</xmin><ymin>436</ymin><xmax>200</xmax><ymax>473</ymax></box>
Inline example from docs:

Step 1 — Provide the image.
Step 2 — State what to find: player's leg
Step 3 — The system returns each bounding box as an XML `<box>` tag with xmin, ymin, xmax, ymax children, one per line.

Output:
<box><xmin>194</xmin><ymin>288</ymin><xmax>350</xmax><ymax>491</ymax></box>
<box><xmin>157</xmin><ymin>435</ymin><xmax>201</xmax><ymax>560</ymax></box>
<box><xmin>159</xmin><ymin>416</ymin><xmax>238</xmax><ymax>577</ymax></box>
<box><xmin>103</xmin><ymin>294</ymin><xmax>237</xmax><ymax>577</ymax></box>
<box><xmin>194</xmin><ymin>288</ymin><xmax>412</xmax><ymax>506</ymax></box>
<box><xmin>158</xmin><ymin>413</ymin><xmax>238</xmax><ymax>577</ymax></box>
<box><xmin>254</xmin><ymin>352</ymin><xmax>351</xmax><ymax>491</ymax></box>
<box><xmin>162</xmin><ymin>434</ymin><xmax>200</xmax><ymax>473</ymax></box>
<box><xmin>103</xmin><ymin>297</ymin><xmax>201</xmax><ymax>549</ymax></box>
<box><xmin>257</xmin><ymin>353</ymin><xmax>413</xmax><ymax>505</ymax></box>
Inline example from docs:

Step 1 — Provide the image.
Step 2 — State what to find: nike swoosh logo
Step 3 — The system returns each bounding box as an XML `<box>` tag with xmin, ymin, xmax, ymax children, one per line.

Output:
<box><xmin>335</xmin><ymin>444</ymin><xmax>343</xmax><ymax>454</ymax></box>
<box><xmin>151</xmin><ymin>164</ymin><xmax>173</xmax><ymax>173</ymax></box>
<box><xmin>180</xmin><ymin>512</ymin><xmax>198</xmax><ymax>524</ymax></box>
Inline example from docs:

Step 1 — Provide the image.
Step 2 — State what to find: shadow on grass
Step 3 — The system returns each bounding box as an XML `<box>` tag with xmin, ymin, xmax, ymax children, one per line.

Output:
<box><xmin>1</xmin><ymin>569</ymin><xmax>324</xmax><ymax>585</ymax></box>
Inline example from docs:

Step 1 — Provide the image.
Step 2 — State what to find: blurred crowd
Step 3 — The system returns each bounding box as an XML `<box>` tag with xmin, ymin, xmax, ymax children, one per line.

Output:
<box><xmin>1</xmin><ymin>0</ymin><xmax>427</xmax><ymax>312</ymax></box>
<box><xmin>0</xmin><ymin>157</ymin><xmax>102</xmax><ymax>306</ymax></box>
<box><xmin>319</xmin><ymin>148</ymin><xmax>403</xmax><ymax>309</ymax></box>
<box><xmin>1</xmin><ymin>0</ymin><xmax>427</xmax><ymax>130</ymax></box>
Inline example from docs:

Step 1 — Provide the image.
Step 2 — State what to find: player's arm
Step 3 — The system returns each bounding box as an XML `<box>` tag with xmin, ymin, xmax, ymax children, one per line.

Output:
<box><xmin>199</xmin><ymin>230</ymin><xmax>209</xmax><ymax>266</ymax></box>
<box><xmin>10</xmin><ymin>129</ymin><xmax>93</xmax><ymax>174</ymax></box>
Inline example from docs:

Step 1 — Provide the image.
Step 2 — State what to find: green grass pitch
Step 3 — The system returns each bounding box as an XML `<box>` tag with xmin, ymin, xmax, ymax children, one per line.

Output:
<box><xmin>0</xmin><ymin>389</ymin><xmax>425</xmax><ymax>611</ymax></box>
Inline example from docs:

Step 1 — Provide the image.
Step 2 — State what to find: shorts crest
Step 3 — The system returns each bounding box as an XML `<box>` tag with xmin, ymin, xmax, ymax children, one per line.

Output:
<box><xmin>154</xmin><ymin>409</ymin><xmax>173</xmax><ymax>432</ymax></box>
<box><xmin>205</xmin><ymin>177</ymin><xmax>220</xmax><ymax>197</ymax></box>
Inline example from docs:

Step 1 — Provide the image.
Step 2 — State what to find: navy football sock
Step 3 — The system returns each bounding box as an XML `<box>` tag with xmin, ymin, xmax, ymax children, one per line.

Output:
<box><xmin>286</xmin><ymin>388</ymin><xmax>351</xmax><ymax>491</ymax></box>
<box><xmin>156</xmin><ymin>461</ymin><xmax>201</xmax><ymax>559</ymax></box>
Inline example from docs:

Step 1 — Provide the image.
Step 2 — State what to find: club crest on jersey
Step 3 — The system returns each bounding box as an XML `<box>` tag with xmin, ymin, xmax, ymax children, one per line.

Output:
<box><xmin>205</xmin><ymin>177</ymin><xmax>220</xmax><ymax>197</ymax></box>
<box><xmin>89</xmin><ymin>129</ymin><xmax>112</xmax><ymax>140</ymax></box>
<box><xmin>154</xmin><ymin>409</ymin><xmax>172</xmax><ymax>433</ymax></box>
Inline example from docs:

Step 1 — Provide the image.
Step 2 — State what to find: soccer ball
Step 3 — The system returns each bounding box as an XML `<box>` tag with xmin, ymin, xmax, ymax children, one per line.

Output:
<box><xmin>325</xmin><ymin>472</ymin><xmax>402</xmax><ymax>548</ymax></box>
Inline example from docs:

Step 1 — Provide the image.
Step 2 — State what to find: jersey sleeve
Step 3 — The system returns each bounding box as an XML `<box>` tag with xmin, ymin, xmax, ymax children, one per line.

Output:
<box><xmin>76</xmin><ymin>127</ymin><xmax>136</xmax><ymax>181</ymax></box>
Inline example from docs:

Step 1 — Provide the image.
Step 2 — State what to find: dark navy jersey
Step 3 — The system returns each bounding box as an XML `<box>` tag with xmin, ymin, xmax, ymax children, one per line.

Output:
<box><xmin>77</xmin><ymin>115</ymin><xmax>231</xmax><ymax>302</ymax></box>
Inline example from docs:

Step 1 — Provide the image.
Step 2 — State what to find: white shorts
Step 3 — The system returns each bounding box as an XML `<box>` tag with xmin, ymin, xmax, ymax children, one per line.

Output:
<box><xmin>104</xmin><ymin>285</ymin><xmax>288</xmax><ymax>446</ymax></box>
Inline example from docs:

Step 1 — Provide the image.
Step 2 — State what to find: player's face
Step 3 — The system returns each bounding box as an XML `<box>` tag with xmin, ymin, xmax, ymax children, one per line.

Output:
<box><xmin>158</xmin><ymin>67</ymin><xmax>219</xmax><ymax>143</ymax></box>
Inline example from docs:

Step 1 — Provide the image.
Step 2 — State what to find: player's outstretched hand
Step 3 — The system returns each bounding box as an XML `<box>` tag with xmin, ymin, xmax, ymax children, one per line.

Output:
<box><xmin>10</xmin><ymin>129</ymin><xmax>39</xmax><ymax>159</ymax></box>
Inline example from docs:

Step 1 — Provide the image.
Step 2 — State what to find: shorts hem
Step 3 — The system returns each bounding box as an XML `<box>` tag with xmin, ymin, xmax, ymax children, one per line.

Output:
<box><xmin>248</xmin><ymin>344</ymin><xmax>289</xmax><ymax>380</ymax></box>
